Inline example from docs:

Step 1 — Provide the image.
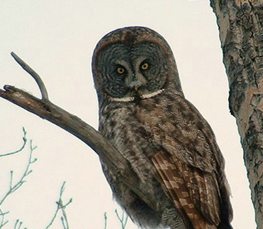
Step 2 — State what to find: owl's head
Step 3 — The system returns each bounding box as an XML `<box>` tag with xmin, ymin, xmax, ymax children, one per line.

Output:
<box><xmin>92</xmin><ymin>26</ymin><xmax>183</xmax><ymax>105</ymax></box>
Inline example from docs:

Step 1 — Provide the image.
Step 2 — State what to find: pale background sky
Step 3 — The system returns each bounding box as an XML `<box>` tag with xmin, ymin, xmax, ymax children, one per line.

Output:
<box><xmin>0</xmin><ymin>0</ymin><xmax>256</xmax><ymax>228</ymax></box>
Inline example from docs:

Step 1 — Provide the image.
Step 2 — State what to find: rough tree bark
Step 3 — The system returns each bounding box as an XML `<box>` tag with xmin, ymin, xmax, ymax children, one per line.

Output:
<box><xmin>210</xmin><ymin>0</ymin><xmax>263</xmax><ymax>228</ymax></box>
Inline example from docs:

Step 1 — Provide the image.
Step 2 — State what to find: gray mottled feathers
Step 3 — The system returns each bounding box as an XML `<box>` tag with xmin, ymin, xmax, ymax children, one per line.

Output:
<box><xmin>92</xmin><ymin>26</ymin><xmax>233</xmax><ymax>229</ymax></box>
<box><xmin>99</xmin><ymin>89</ymin><xmax>232</xmax><ymax>228</ymax></box>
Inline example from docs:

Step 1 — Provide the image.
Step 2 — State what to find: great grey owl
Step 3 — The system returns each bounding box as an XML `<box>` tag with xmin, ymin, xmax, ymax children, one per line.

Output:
<box><xmin>92</xmin><ymin>26</ymin><xmax>233</xmax><ymax>229</ymax></box>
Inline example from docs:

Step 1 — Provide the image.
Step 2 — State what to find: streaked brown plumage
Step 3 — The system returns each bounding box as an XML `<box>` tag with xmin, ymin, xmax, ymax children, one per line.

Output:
<box><xmin>92</xmin><ymin>26</ymin><xmax>233</xmax><ymax>229</ymax></box>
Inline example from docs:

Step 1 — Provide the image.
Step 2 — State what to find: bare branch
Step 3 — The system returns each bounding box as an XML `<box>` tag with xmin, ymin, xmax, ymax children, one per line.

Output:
<box><xmin>0</xmin><ymin>140</ymin><xmax>37</xmax><ymax>205</ymax></box>
<box><xmin>14</xmin><ymin>219</ymin><xmax>26</xmax><ymax>229</ymax></box>
<box><xmin>0</xmin><ymin>54</ymin><xmax>159</xmax><ymax>214</ymax></box>
<box><xmin>115</xmin><ymin>209</ymin><xmax>128</xmax><ymax>229</ymax></box>
<box><xmin>11</xmin><ymin>52</ymin><xmax>49</xmax><ymax>100</ymax></box>
<box><xmin>104</xmin><ymin>212</ymin><xmax>107</xmax><ymax>229</ymax></box>
<box><xmin>46</xmin><ymin>182</ymin><xmax>72</xmax><ymax>229</ymax></box>
<box><xmin>0</xmin><ymin>134</ymin><xmax>36</xmax><ymax>229</ymax></box>
<box><xmin>0</xmin><ymin>128</ymin><xmax>27</xmax><ymax>158</ymax></box>
<box><xmin>0</xmin><ymin>209</ymin><xmax>9</xmax><ymax>228</ymax></box>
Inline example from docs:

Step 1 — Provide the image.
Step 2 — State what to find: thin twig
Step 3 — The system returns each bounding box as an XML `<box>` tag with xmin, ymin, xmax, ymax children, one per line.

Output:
<box><xmin>104</xmin><ymin>212</ymin><xmax>107</xmax><ymax>229</ymax></box>
<box><xmin>0</xmin><ymin>131</ymin><xmax>35</xmax><ymax>229</ymax></box>
<box><xmin>60</xmin><ymin>197</ymin><xmax>71</xmax><ymax>229</ymax></box>
<box><xmin>0</xmin><ymin>128</ymin><xmax>27</xmax><ymax>157</ymax></box>
<box><xmin>45</xmin><ymin>182</ymin><xmax>72</xmax><ymax>229</ymax></box>
<box><xmin>0</xmin><ymin>140</ymin><xmax>37</xmax><ymax>205</ymax></box>
<box><xmin>115</xmin><ymin>209</ymin><xmax>128</xmax><ymax>229</ymax></box>
<box><xmin>46</xmin><ymin>203</ymin><xmax>59</xmax><ymax>228</ymax></box>
<box><xmin>11</xmin><ymin>52</ymin><xmax>49</xmax><ymax>100</ymax></box>
<box><xmin>14</xmin><ymin>219</ymin><xmax>26</xmax><ymax>229</ymax></box>
<box><xmin>0</xmin><ymin>209</ymin><xmax>9</xmax><ymax>228</ymax></box>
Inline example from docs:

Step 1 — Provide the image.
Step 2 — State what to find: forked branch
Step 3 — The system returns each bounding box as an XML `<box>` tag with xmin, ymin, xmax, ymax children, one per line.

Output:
<box><xmin>0</xmin><ymin>52</ymin><xmax>157</xmax><ymax>211</ymax></box>
<box><xmin>11</xmin><ymin>52</ymin><xmax>49</xmax><ymax>100</ymax></box>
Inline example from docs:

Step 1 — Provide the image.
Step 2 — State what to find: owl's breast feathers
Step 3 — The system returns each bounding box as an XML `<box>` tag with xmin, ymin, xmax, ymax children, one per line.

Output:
<box><xmin>100</xmin><ymin>91</ymin><xmax>233</xmax><ymax>229</ymax></box>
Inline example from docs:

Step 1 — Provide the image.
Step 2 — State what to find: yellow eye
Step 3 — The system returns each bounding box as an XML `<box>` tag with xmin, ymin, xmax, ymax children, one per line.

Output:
<box><xmin>141</xmin><ymin>62</ymin><xmax>149</xmax><ymax>70</ymax></box>
<box><xmin>116</xmin><ymin>67</ymin><xmax>125</xmax><ymax>74</ymax></box>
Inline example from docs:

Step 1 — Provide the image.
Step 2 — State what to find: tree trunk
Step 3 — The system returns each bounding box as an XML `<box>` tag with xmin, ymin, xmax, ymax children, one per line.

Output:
<box><xmin>210</xmin><ymin>0</ymin><xmax>263</xmax><ymax>228</ymax></box>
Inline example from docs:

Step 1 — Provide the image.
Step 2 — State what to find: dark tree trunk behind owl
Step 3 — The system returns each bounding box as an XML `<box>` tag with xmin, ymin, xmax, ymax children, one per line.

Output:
<box><xmin>210</xmin><ymin>1</ymin><xmax>263</xmax><ymax>228</ymax></box>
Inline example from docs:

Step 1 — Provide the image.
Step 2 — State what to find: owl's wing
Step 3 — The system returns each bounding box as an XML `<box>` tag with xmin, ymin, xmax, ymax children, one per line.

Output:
<box><xmin>152</xmin><ymin>152</ymin><xmax>221</xmax><ymax>229</ymax></box>
<box><xmin>148</xmin><ymin>97</ymin><xmax>232</xmax><ymax>228</ymax></box>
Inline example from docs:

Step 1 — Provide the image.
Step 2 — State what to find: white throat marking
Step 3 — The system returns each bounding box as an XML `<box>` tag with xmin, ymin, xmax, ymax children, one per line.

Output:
<box><xmin>109</xmin><ymin>89</ymin><xmax>164</xmax><ymax>102</ymax></box>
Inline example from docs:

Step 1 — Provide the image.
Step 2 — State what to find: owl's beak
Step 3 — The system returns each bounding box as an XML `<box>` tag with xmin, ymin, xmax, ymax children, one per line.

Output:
<box><xmin>128</xmin><ymin>80</ymin><xmax>143</xmax><ymax>91</ymax></box>
<box><xmin>128</xmin><ymin>73</ymin><xmax>147</xmax><ymax>91</ymax></box>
